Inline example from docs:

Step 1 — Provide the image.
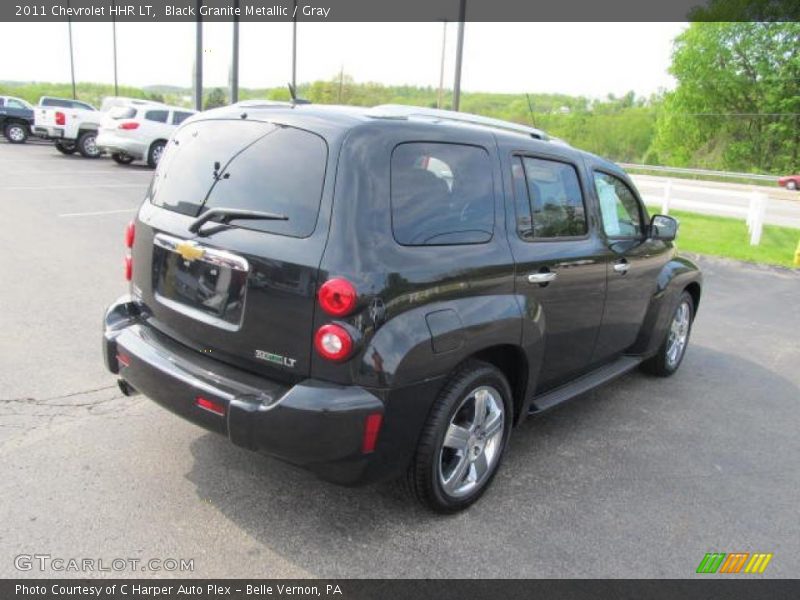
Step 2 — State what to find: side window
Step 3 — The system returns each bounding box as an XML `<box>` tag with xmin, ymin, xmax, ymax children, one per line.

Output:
<box><xmin>513</xmin><ymin>156</ymin><xmax>587</xmax><ymax>239</ymax></box>
<box><xmin>0</xmin><ymin>98</ymin><xmax>5</xmax><ymax>107</ymax></box>
<box><xmin>593</xmin><ymin>172</ymin><xmax>645</xmax><ymax>238</ymax></box>
<box><xmin>72</xmin><ymin>101</ymin><xmax>95</xmax><ymax>111</ymax></box>
<box><xmin>172</xmin><ymin>111</ymin><xmax>193</xmax><ymax>125</ymax></box>
<box><xmin>390</xmin><ymin>142</ymin><xmax>494</xmax><ymax>246</ymax></box>
<box><xmin>145</xmin><ymin>110</ymin><xmax>169</xmax><ymax>123</ymax></box>
<box><xmin>8</xmin><ymin>99</ymin><xmax>26</xmax><ymax>109</ymax></box>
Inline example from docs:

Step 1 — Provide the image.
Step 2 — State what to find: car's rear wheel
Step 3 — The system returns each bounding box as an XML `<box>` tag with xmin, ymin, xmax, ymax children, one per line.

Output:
<box><xmin>111</xmin><ymin>153</ymin><xmax>135</xmax><ymax>165</ymax></box>
<box><xmin>787</xmin><ymin>180</ymin><xmax>798</xmax><ymax>191</ymax></box>
<box><xmin>4</xmin><ymin>122</ymin><xmax>28</xmax><ymax>144</ymax></box>
<box><xmin>405</xmin><ymin>360</ymin><xmax>512</xmax><ymax>512</ymax></box>
<box><xmin>77</xmin><ymin>131</ymin><xmax>101</xmax><ymax>158</ymax></box>
<box><xmin>54</xmin><ymin>141</ymin><xmax>77</xmax><ymax>155</ymax></box>
<box><xmin>147</xmin><ymin>140</ymin><xmax>166</xmax><ymax>168</ymax></box>
<box><xmin>642</xmin><ymin>290</ymin><xmax>694</xmax><ymax>377</ymax></box>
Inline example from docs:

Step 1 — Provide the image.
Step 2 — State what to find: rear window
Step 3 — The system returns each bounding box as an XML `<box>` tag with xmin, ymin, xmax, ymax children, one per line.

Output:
<box><xmin>150</xmin><ymin>120</ymin><xmax>327</xmax><ymax>238</ymax></box>
<box><xmin>390</xmin><ymin>142</ymin><xmax>494</xmax><ymax>246</ymax></box>
<box><xmin>109</xmin><ymin>106</ymin><xmax>137</xmax><ymax>119</ymax></box>
<box><xmin>41</xmin><ymin>98</ymin><xmax>70</xmax><ymax>108</ymax></box>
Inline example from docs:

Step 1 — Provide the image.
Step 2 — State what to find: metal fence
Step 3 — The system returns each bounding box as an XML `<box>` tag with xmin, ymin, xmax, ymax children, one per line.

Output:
<box><xmin>620</xmin><ymin>163</ymin><xmax>779</xmax><ymax>183</ymax></box>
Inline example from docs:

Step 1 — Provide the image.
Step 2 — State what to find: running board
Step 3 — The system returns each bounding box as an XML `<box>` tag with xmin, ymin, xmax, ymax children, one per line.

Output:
<box><xmin>529</xmin><ymin>356</ymin><xmax>642</xmax><ymax>414</ymax></box>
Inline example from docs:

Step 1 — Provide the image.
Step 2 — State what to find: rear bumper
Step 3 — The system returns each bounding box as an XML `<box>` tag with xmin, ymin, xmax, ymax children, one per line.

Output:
<box><xmin>33</xmin><ymin>126</ymin><xmax>64</xmax><ymax>139</ymax></box>
<box><xmin>103</xmin><ymin>296</ymin><xmax>390</xmax><ymax>485</ymax></box>
<box><xmin>96</xmin><ymin>131</ymin><xmax>145</xmax><ymax>159</ymax></box>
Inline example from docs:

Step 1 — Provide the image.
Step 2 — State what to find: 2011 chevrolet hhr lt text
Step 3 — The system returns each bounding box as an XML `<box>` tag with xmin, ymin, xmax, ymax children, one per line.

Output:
<box><xmin>103</xmin><ymin>102</ymin><xmax>702</xmax><ymax>512</ymax></box>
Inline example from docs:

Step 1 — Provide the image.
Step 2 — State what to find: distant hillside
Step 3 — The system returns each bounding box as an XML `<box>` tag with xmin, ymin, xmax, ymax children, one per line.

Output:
<box><xmin>0</xmin><ymin>77</ymin><xmax>660</xmax><ymax>163</ymax></box>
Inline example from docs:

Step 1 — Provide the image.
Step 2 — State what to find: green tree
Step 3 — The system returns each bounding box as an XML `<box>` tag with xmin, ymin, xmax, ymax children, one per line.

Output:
<box><xmin>652</xmin><ymin>18</ymin><xmax>800</xmax><ymax>173</ymax></box>
<box><xmin>203</xmin><ymin>88</ymin><xmax>228</xmax><ymax>110</ymax></box>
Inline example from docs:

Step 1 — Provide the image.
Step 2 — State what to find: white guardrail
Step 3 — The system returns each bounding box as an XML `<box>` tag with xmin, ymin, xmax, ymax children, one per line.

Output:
<box><xmin>620</xmin><ymin>163</ymin><xmax>780</xmax><ymax>183</ymax></box>
<box><xmin>636</xmin><ymin>178</ymin><xmax>768</xmax><ymax>246</ymax></box>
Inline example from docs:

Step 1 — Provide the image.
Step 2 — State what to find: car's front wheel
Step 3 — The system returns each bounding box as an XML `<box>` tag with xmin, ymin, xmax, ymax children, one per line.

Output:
<box><xmin>147</xmin><ymin>140</ymin><xmax>166</xmax><ymax>168</ymax></box>
<box><xmin>642</xmin><ymin>290</ymin><xmax>695</xmax><ymax>377</ymax></box>
<box><xmin>4</xmin><ymin>122</ymin><xmax>29</xmax><ymax>143</ymax></box>
<box><xmin>406</xmin><ymin>360</ymin><xmax>513</xmax><ymax>512</ymax></box>
<box><xmin>787</xmin><ymin>180</ymin><xmax>798</xmax><ymax>191</ymax></box>
<box><xmin>77</xmin><ymin>131</ymin><xmax>101</xmax><ymax>158</ymax></box>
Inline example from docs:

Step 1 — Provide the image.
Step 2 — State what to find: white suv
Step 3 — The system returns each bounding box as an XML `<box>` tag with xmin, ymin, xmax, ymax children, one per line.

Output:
<box><xmin>96</xmin><ymin>103</ymin><xmax>197</xmax><ymax>167</ymax></box>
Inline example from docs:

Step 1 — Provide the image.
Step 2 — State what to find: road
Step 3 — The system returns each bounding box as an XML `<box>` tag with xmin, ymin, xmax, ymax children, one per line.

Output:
<box><xmin>632</xmin><ymin>174</ymin><xmax>800</xmax><ymax>228</ymax></box>
<box><xmin>1</xmin><ymin>141</ymin><xmax>799</xmax><ymax>578</ymax></box>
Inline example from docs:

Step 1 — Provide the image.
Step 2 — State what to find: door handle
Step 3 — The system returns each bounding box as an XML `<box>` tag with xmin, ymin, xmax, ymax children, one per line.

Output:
<box><xmin>613</xmin><ymin>260</ymin><xmax>630</xmax><ymax>274</ymax></box>
<box><xmin>527</xmin><ymin>271</ymin><xmax>557</xmax><ymax>284</ymax></box>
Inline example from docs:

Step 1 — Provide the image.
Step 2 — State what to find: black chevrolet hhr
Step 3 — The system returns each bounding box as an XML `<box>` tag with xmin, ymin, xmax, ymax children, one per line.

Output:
<box><xmin>103</xmin><ymin>102</ymin><xmax>701</xmax><ymax>512</ymax></box>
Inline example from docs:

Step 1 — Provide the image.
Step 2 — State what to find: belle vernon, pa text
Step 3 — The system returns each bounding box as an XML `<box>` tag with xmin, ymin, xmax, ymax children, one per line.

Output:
<box><xmin>16</xmin><ymin>584</ymin><xmax>344</xmax><ymax>597</ymax></box>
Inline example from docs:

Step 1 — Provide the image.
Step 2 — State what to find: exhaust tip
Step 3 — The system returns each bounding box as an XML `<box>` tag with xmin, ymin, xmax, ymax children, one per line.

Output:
<box><xmin>117</xmin><ymin>379</ymin><xmax>138</xmax><ymax>397</ymax></box>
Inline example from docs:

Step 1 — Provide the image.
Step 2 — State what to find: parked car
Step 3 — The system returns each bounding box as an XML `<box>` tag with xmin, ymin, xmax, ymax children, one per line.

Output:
<box><xmin>778</xmin><ymin>175</ymin><xmax>799</xmax><ymax>191</ymax></box>
<box><xmin>100</xmin><ymin>96</ymin><xmax>162</xmax><ymax>113</ymax></box>
<box><xmin>0</xmin><ymin>95</ymin><xmax>35</xmax><ymax>143</ymax></box>
<box><xmin>33</xmin><ymin>96</ymin><xmax>102</xmax><ymax>158</ymax></box>
<box><xmin>96</xmin><ymin>103</ymin><xmax>196</xmax><ymax>167</ymax></box>
<box><xmin>103</xmin><ymin>103</ymin><xmax>702</xmax><ymax>512</ymax></box>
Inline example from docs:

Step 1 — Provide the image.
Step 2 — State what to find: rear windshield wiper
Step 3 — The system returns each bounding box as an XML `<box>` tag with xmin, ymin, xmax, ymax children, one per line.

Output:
<box><xmin>189</xmin><ymin>207</ymin><xmax>289</xmax><ymax>235</ymax></box>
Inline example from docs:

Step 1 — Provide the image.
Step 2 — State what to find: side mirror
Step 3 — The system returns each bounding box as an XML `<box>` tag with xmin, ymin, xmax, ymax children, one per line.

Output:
<box><xmin>650</xmin><ymin>214</ymin><xmax>678</xmax><ymax>241</ymax></box>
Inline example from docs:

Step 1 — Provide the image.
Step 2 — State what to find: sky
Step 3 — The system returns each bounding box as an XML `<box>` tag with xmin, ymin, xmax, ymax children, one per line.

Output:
<box><xmin>0</xmin><ymin>22</ymin><xmax>686</xmax><ymax>98</ymax></box>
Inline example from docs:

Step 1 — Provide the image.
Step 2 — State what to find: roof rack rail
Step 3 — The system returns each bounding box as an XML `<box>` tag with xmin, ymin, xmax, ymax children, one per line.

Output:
<box><xmin>370</xmin><ymin>104</ymin><xmax>550</xmax><ymax>141</ymax></box>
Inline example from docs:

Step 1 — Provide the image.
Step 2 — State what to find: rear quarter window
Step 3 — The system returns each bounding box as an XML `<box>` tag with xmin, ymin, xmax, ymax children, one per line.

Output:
<box><xmin>390</xmin><ymin>142</ymin><xmax>494</xmax><ymax>246</ymax></box>
<box><xmin>145</xmin><ymin>110</ymin><xmax>168</xmax><ymax>123</ymax></box>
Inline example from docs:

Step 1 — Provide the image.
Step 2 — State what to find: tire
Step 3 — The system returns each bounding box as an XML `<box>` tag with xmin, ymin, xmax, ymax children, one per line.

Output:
<box><xmin>55</xmin><ymin>141</ymin><xmax>77</xmax><ymax>155</ymax></box>
<box><xmin>787</xmin><ymin>180</ymin><xmax>798</xmax><ymax>191</ymax></box>
<box><xmin>641</xmin><ymin>290</ymin><xmax>695</xmax><ymax>377</ymax></box>
<box><xmin>147</xmin><ymin>140</ymin><xmax>166</xmax><ymax>168</ymax></box>
<box><xmin>405</xmin><ymin>360</ymin><xmax>513</xmax><ymax>513</ymax></box>
<box><xmin>77</xmin><ymin>131</ymin><xmax>101</xmax><ymax>158</ymax></box>
<box><xmin>112</xmin><ymin>153</ymin><xmax>135</xmax><ymax>165</ymax></box>
<box><xmin>3</xmin><ymin>122</ymin><xmax>28</xmax><ymax>144</ymax></box>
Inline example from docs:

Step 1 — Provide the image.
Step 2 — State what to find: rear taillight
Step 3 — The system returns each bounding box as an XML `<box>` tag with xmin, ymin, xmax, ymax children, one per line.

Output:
<box><xmin>362</xmin><ymin>413</ymin><xmax>383</xmax><ymax>454</ymax></box>
<box><xmin>318</xmin><ymin>278</ymin><xmax>357</xmax><ymax>317</ymax></box>
<box><xmin>125</xmin><ymin>221</ymin><xmax>135</xmax><ymax>248</ymax></box>
<box><xmin>314</xmin><ymin>323</ymin><xmax>353</xmax><ymax>362</ymax></box>
<box><xmin>118</xmin><ymin>121</ymin><xmax>139</xmax><ymax>130</ymax></box>
<box><xmin>55</xmin><ymin>111</ymin><xmax>65</xmax><ymax>126</ymax></box>
<box><xmin>123</xmin><ymin>221</ymin><xmax>134</xmax><ymax>281</ymax></box>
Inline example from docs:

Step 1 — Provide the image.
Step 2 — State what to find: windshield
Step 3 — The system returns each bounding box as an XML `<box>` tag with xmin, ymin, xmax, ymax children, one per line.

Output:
<box><xmin>149</xmin><ymin>119</ymin><xmax>328</xmax><ymax>238</ymax></box>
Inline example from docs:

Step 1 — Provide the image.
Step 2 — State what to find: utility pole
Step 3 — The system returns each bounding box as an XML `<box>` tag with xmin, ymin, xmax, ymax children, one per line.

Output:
<box><xmin>67</xmin><ymin>0</ymin><xmax>77</xmax><ymax>99</ymax></box>
<box><xmin>337</xmin><ymin>65</ymin><xmax>344</xmax><ymax>103</ymax></box>
<box><xmin>194</xmin><ymin>0</ymin><xmax>203</xmax><ymax>111</ymax></box>
<box><xmin>452</xmin><ymin>0</ymin><xmax>466</xmax><ymax>112</ymax></box>
<box><xmin>112</xmin><ymin>1</ymin><xmax>119</xmax><ymax>96</ymax></box>
<box><xmin>437</xmin><ymin>20</ymin><xmax>447</xmax><ymax>109</ymax></box>
<box><xmin>292</xmin><ymin>0</ymin><xmax>297</xmax><ymax>91</ymax></box>
<box><xmin>230</xmin><ymin>0</ymin><xmax>239</xmax><ymax>103</ymax></box>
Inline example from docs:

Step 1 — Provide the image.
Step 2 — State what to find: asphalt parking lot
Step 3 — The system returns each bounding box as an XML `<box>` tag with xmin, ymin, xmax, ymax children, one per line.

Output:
<box><xmin>1</xmin><ymin>140</ymin><xmax>798</xmax><ymax>578</ymax></box>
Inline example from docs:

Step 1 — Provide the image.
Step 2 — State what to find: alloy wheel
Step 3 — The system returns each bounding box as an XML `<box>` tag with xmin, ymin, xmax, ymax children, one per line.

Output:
<box><xmin>666</xmin><ymin>300</ymin><xmax>691</xmax><ymax>368</ymax></box>
<box><xmin>438</xmin><ymin>385</ymin><xmax>505</xmax><ymax>498</ymax></box>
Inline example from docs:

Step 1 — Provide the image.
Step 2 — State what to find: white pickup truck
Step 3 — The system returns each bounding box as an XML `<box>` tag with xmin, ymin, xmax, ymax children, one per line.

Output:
<box><xmin>33</xmin><ymin>96</ymin><xmax>103</xmax><ymax>158</ymax></box>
